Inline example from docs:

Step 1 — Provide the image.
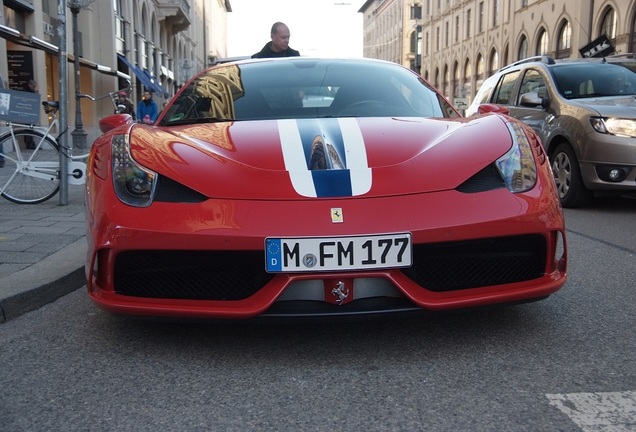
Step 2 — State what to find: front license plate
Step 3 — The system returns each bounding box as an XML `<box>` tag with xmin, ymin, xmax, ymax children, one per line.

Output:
<box><xmin>265</xmin><ymin>233</ymin><xmax>412</xmax><ymax>273</ymax></box>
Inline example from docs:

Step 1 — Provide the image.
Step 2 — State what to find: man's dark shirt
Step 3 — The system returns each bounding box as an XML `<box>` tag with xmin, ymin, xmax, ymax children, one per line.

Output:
<box><xmin>251</xmin><ymin>42</ymin><xmax>300</xmax><ymax>58</ymax></box>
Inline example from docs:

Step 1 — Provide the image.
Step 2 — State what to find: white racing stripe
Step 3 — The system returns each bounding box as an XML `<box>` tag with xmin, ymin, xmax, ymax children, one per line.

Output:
<box><xmin>278</xmin><ymin>119</ymin><xmax>317</xmax><ymax>197</ymax></box>
<box><xmin>546</xmin><ymin>390</ymin><xmax>636</xmax><ymax>431</ymax></box>
<box><xmin>278</xmin><ymin>118</ymin><xmax>372</xmax><ymax>197</ymax></box>
<box><xmin>338</xmin><ymin>117</ymin><xmax>372</xmax><ymax>195</ymax></box>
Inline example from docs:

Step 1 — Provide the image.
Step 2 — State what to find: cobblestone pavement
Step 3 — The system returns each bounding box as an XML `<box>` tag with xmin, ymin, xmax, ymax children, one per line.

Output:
<box><xmin>0</xmin><ymin>185</ymin><xmax>87</xmax><ymax>322</ymax></box>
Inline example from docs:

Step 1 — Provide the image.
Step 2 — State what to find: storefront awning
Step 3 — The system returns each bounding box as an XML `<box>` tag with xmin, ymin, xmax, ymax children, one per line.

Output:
<box><xmin>143</xmin><ymin>69</ymin><xmax>169</xmax><ymax>98</ymax></box>
<box><xmin>118</xmin><ymin>55</ymin><xmax>169</xmax><ymax>98</ymax></box>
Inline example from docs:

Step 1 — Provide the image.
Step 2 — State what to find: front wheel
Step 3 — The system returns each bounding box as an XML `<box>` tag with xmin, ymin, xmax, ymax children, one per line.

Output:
<box><xmin>550</xmin><ymin>142</ymin><xmax>592</xmax><ymax>208</ymax></box>
<box><xmin>0</xmin><ymin>129</ymin><xmax>60</xmax><ymax>204</ymax></box>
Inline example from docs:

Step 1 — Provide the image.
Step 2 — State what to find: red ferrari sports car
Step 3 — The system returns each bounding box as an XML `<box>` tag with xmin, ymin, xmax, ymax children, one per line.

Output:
<box><xmin>85</xmin><ymin>57</ymin><xmax>567</xmax><ymax>319</ymax></box>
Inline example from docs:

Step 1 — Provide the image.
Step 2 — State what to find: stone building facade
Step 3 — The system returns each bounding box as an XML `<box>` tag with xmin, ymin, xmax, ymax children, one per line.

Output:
<box><xmin>360</xmin><ymin>0</ymin><xmax>636</xmax><ymax>107</ymax></box>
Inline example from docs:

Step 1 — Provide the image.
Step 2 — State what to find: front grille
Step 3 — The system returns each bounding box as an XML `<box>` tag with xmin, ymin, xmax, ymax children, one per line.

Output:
<box><xmin>114</xmin><ymin>250</ymin><xmax>274</xmax><ymax>300</ymax></box>
<box><xmin>113</xmin><ymin>234</ymin><xmax>547</xmax><ymax>300</ymax></box>
<box><xmin>402</xmin><ymin>234</ymin><xmax>547</xmax><ymax>291</ymax></box>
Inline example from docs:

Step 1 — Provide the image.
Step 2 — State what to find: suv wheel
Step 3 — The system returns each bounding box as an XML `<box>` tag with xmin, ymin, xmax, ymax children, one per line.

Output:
<box><xmin>551</xmin><ymin>143</ymin><xmax>592</xmax><ymax>208</ymax></box>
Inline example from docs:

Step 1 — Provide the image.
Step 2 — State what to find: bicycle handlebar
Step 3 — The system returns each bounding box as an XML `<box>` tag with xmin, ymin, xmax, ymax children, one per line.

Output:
<box><xmin>78</xmin><ymin>79</ymin><xmax>132</xmax><ymax>102</ymax></box>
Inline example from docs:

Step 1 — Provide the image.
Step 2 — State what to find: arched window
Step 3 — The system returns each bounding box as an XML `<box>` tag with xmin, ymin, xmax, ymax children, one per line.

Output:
<box><xmin>631</xmin><ymin>10</ymin><xmax>636</xmax><ymax>53</ymax></box>
<box><xmin>435</xmin><ymin>67</ymin><xmax>440</xmax><ymax>89</ymax></box>
<box><xmin>556</xmin><ymin>20</ymin><xmax>571</xmax><ymax>59</ymax></box>
<box><xmin>536</xmin><ymin>28</ymin><xmax>548</xmax><ymax>55</ymax></box>
<box><xmin>464</xmin><ymin>59</ymin><xmax>472</xmax><ymax>100</ymax></box>
<box><xmin>600</xmin><ymin>7</ymin><xmax>617</xmax><ymax>41</ymax></box>
<box><xmin>453</xmin><ymin>61</ymin><xmax>460</xmax><ymax>98</ymax></box>
<box><xmin>489</xmin><ymin>49</ymin><xmax>499</xmax><ymax>75</ymax></box>
<box><xmin>476</xmin><ymin>53</ymin><xmax>484</xmax><ymax>91</ymax></box>
<box><xmin>518</xmin><ymin>35</ymin><xmax>528</xmax><ymax>60</ymax></box>
<box><xmin>443</xmin><ymin>64</ymin><xmax>450</xmax><ymax>98</ymax></box>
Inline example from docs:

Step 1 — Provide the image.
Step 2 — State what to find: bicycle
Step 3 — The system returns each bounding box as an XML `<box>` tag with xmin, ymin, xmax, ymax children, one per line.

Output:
<box><xmin>0</xmin><ymin>87</ymin><xmax>129</xmax><ymax>204</ymax></box>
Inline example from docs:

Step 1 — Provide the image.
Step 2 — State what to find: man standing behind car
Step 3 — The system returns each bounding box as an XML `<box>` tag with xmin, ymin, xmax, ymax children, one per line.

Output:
<box><xmin>137</xmin><ymin>90</ymin><xmax>158</xmax><ymax>124</ymax></box>
<box><xmin>252</xmin><ymin>22</ymin><xmax>300</xmax><ymax>58</ymax></box>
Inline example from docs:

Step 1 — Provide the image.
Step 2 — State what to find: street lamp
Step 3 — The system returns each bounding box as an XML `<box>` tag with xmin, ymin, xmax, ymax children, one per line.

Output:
<box><xmin>68</xmin><ymin>0</ymin><xmax>96</xmax><ymax>152</ymax></box>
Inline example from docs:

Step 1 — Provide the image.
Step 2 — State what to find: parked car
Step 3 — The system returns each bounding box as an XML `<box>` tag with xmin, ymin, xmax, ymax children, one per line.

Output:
<box><xmin>466</xmin><ymin>55</ymin><xmax>636</xmax><ymax>208</ymax></box>
<box><xmin>85</xmin><ymin>57</ymin><xmax>567</xmax><ymax>320</ymax></box>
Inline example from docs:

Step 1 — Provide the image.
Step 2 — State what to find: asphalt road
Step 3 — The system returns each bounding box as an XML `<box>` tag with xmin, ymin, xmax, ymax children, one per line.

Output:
<box><xmin>1</xmin><ymin>196</ymin><xmax>635</xmax><ymax>431</ymax></box>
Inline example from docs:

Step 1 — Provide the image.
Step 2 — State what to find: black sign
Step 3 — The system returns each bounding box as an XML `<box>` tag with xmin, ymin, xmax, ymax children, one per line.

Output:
<box><xmin>579</xmin><ymin>34</ymin><xmax>615</xmax><ymax>58</ymax></box>
<box><xmin>7</xmin><ymin>51</ymin><xmax>35</xmax><ymax>91</ymax></box>
<box><xmin>0</xmin><ymin>88</ymin><xmax>42</xmax><ymax>124</ymax></box>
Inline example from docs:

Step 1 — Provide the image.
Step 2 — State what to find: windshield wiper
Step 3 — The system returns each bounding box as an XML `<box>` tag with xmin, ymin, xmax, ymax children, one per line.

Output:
<box><xmin>166</xmin><ymin>117</ymin><xmax>235</xmax><ymax>126</ymax></box>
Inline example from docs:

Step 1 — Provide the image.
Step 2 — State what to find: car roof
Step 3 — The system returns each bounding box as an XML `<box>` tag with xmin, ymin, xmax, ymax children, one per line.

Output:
<box><xmin>496</xmin><ymin>53</ymin><xmax>636</xmax><ymax>74</ymax></box>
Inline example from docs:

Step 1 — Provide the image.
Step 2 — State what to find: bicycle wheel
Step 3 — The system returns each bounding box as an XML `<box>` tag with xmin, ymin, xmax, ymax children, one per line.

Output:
<box><xmin>0</xmin><ymin>129</ymin><xmax>60</xmax><ymax>204</ymax></box>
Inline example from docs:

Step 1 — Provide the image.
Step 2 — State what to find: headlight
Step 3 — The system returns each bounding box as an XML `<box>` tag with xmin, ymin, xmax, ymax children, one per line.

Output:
<box><xmin>111</xmin><ymin>134</ymin><xmax>157</xmax><ymax>207</ymax></box>
<box><xmin>590</xmin><ymin>117</ymin><xmax>636</xmax><ymax>137</ymax></box>
<box><xmin>495</xmin><ymin>121</ymin><xmax>538</xmax><ymax>193</ymax></box>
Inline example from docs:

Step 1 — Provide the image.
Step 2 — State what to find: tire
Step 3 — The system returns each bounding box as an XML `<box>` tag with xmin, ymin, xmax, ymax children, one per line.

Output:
<box><xmin>550</xmin><ymin>142</ymin><xmax>592</xmax><ymax>208</ymax></box>
<box><xmin>0</xmin><ymin>129</ymin><xmax>60</xmax><ymax>204</ymax></box>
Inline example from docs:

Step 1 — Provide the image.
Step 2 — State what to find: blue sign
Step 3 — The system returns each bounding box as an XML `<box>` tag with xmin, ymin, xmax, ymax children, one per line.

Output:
<box><xmin>0</xmin><ymin>88</ymin><xmax>42</xmax><ymax>124</ymax></box>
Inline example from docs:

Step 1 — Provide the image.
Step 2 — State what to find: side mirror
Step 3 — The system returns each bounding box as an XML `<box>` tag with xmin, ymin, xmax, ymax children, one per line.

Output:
<box><xmin>519</xmin><ymin>91</ymin><xmax>549</xmax><ymax>108</ymax></box>
<box><xmin>99</xmin><ymin>113</ymin><xmax>133</xmax><ymax>133</ymax></box>
<box><xmin>478</xmin><ymin>103</ymin><xmax>509</xmax><ymax>115</ymax></box>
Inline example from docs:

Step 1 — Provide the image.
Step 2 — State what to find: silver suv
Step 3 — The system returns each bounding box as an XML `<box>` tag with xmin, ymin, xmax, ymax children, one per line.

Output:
<box><xmin>466</xmin><ymin>55</ymin><xmax>636</xmax><ymax>208</ymax></box>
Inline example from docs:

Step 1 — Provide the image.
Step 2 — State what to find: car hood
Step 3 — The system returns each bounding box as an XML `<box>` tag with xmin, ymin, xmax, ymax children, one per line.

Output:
<box><xmin>129</xmin><ymin>115</ymin><xmax>512</xmax><ymax>199</ymax></box>
<box><xmin>571</xmin><ymin>95</ymin><xmax>636</xmax><ymax>117</ymax></box>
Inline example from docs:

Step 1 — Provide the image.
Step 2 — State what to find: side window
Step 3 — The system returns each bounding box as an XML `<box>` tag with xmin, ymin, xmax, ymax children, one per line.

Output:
<box><xmin>492</xmin><ymin>71</ymin><xmax>520</xmax><ymax>105</ymax></box>
<box><xmin>517</xmin><ymin>69</ymin><xmax>547</xmax><ymax>104</ymax></box>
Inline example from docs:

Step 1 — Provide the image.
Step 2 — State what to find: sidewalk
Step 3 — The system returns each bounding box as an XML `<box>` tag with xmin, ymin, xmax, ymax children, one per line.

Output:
<box><xmin>0</xmin><ymin>185</ymin><xmax>87</xmax><ymax>323</ymax></box>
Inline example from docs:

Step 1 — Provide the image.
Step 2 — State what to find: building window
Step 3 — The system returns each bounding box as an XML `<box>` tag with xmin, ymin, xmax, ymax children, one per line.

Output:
<box><xmin>536</xmin><ymin>28</ymin><xmax>548</xmax><ymax>55</ymax></box>
<box><xmin>453</xmin><ymin>61</ymin><xmax>460</xmax><ymax>98</ymax></box>
<box><xmin>518</xmin><ymin>35</ymin><xmax>528</xmax><ymax>60</ymax></box>
<box><xmin>478</xmin><ymin>2</ymin><xmax>484</xmax><ymax>33</ymax></box>
<box><xmin>476</xmin><ymin>53</ymin><xmax>484</xmax><ymax>89</ymax></box>
<box><xmin>411</xmin><ymin>4</ymin><xmax>422</xmax><ymax>20</ymax></box>
<box><xmin>600</xmin><ymin>7</ymin><xmax>617</xmax><ymax>41</ymax></box>
<box><xmin>443</xmin><ymin>64</ymin><xmax>450</xmax><ymax>98</ymax></box>
<box><xmin>556</xmin><ymin>20</ymin><xmax>571</xmax><ymax>59</ymax></box>
<box><xmin>445</xmin><ymin>21</ymin><xmax>449</xmax><ymax>47</ymax></box>
<box><xmin>489</xmin><ymin>49</ymin><xmax>499</xmax><ymax>75</ymax></box>
<box><xmin>425</xmin><ymin>31</ymin><xmax>430</xmax><ymax>55</ymax></box>
<box><xmin>464</xmin><ymin>59</ymin><xmax>472</xmax><ymax>100</ymax></box>
<box><xmin>455</xmin><ymin>16</ymin><xmax>460</xmax><ymax>43</ymax></box>
<box><xmin>436</xmin><ymin>26</ymin><xmax>440</xmax><ymax>51</ymax></box>
<box><xmin>493</xmin><ymin>0</ymin><xmax>499</xmax><ymax>27</ymax></box>
<box><xmin>631</xmin><ymin>11</ymin><xmax>636</xmax><ymax>53</ymax></box>
<box><xmin>114</xmin><ymin>0</ymin><xmax>126</xmax><ymax>55</ymax></box>
<box><xmin>521</xmin><ymin>0</ymin><xmax>528</xmax><ymax>7</ymax></box>
<box><xmin>466</xmin><ymin>9</ymin><xmax>472</xmax><ymax>38</ymax></box>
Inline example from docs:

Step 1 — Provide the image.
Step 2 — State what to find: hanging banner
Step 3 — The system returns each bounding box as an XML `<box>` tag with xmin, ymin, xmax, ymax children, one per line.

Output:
<box><xmin>579</xmin><ymin>34</ymin><xmax>615</xmax><ymax>58</ymax></box>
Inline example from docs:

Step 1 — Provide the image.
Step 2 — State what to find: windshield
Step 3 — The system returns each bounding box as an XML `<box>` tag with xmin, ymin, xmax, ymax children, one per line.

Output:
<box><xmin>160</xmin><ymin>59</ymin><xmax>458</xmax><ymax>125</ymax></box>
<box><xmin>551</xmin><ymin>62</ymin><xmax>636</xmax><ymax>99</ymax></box>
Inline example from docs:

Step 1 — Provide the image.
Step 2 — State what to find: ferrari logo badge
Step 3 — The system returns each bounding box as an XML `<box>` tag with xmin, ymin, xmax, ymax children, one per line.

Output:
<box><xmin>331</xmin><ymin>208</ymin><xmax>343</xmax><ymax>223</ymax></box>
<box><xmin>331</xmin><ymin>281</ymin><xmax>349</xmax><ymax>305</ymax></box>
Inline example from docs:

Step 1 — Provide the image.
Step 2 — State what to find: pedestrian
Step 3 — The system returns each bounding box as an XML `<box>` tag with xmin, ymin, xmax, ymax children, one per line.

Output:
<box><xmin>23</xmin><ymin>79</ymin><xmax>39</xmax><ymax>149</ymax></box>
<box><xmin>251</xmin><ymin>22</ymin><xmax>300</xmax><ymax>58</ymax></box>
<box><xmin>115</xmin><ymin>91</ymin><xmax>136</xmax><ymax>120</ymax></box>
<box><xmin>136</xmin><ymin>90</ymin><xmax>158</xmax><ymax>124</ymax></box>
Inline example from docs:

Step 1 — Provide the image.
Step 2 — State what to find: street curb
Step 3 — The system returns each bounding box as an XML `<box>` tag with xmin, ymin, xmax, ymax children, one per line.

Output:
<box><xmin>0</xmin><ymin>238</ymin><xmax>87</xmax><ymax>323</ymax></box>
